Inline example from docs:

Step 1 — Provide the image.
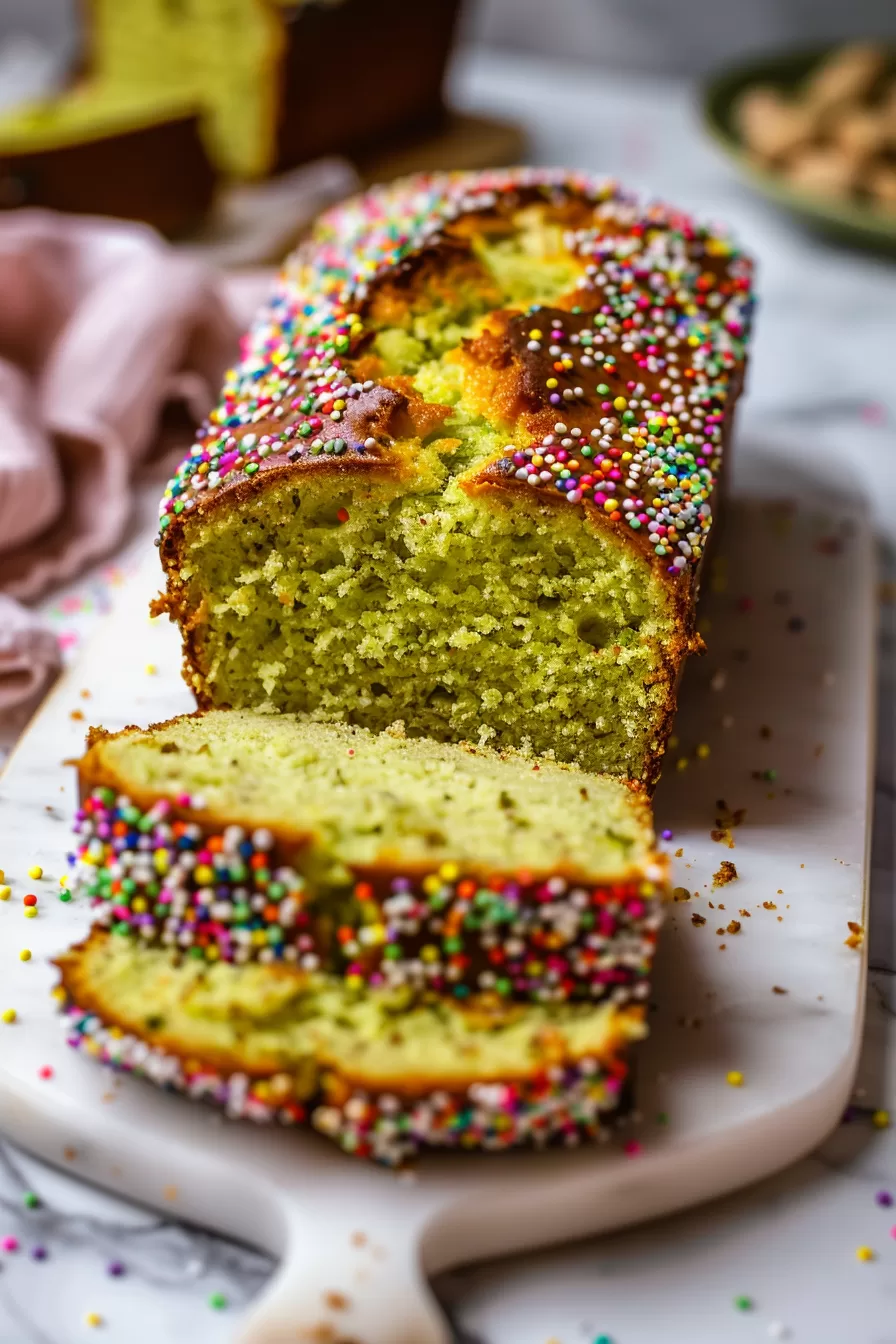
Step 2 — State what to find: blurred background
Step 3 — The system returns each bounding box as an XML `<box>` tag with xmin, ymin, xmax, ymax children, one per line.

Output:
<box><xmin>1</xmin><ymin>0</ymin><xmax>896</xmax><ymax>249</ymax></box>
<box><xmin>5</xmin><ymin>0</ymin><xmax>896</xmax><ymax>84</ymax></box>
<box><xmin>467</xmin><ymin>0</ymin><xmax>896</xmax><ymax>73</ymax></box>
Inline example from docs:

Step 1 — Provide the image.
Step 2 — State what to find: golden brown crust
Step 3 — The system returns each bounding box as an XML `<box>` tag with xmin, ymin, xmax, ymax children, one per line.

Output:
<box><xmin>158</xmin><ymin>187</ymin><xmax>746</xmax><ymax>579</ymax></box>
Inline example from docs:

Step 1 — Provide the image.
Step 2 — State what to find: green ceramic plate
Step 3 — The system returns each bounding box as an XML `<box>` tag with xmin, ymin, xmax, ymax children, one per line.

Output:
<box><xmin>702</xmin><ymin>45</ymin><xmax>896</xmax><ymax>252</ymax></box>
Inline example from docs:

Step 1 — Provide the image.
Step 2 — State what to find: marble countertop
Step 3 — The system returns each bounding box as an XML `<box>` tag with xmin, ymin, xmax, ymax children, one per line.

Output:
<box><xmin>1</xmin><ymin>44</ymin><xmax>896</xmax><ymax>1344</ymax></box>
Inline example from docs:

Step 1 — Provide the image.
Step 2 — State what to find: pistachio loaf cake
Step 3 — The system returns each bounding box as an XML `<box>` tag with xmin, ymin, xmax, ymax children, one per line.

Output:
<box><xmin>154</xmin><ymin>168</ymin><xmax>755</xmax><ymax>787</ymax></box>
<box><xmin>55</xmin><ymin>710</ymin><xmax>667</xmax><ymax>1164</ymax></box>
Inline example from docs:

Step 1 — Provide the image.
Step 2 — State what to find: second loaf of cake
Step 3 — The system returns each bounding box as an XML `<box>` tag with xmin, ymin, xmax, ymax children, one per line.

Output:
<box><xmin>55</xmin><ymin>710</ymin><xmax>666</xmax><ymax>1164</ymax></box>
<box><xmin>155</xmin><ymin>167</ymin><xmax>755</xmax><ymax>787</ymax></box>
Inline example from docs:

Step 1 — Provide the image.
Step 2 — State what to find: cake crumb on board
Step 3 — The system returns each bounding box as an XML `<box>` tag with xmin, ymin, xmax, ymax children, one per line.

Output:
<box><xmin>713</xmin><ymin>860</ymin><xmax>738</xmax><ymax>888</ymax></box>
<box><xmin>845</xmin><ymin>922</ymin><xmax>865</xmax><ymax>949</ymax></box>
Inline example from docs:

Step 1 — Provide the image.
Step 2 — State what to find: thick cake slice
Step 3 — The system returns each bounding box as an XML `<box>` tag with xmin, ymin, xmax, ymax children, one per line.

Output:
<box><xmin>154</xmin><ymin>167</ymin><xmax>754</xmax><ymax>786</ymax></box>
<box><xmin>55</xmin><ymin>710</ymin><xmax>667</xmax><ymax>1164</ymax></box>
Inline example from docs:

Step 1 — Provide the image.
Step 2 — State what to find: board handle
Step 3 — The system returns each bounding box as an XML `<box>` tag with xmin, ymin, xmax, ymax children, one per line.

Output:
<box><xmin>233</xmin><ymin>1210</ymin><xmax>451</xmax><ymax>1344</ymax></box>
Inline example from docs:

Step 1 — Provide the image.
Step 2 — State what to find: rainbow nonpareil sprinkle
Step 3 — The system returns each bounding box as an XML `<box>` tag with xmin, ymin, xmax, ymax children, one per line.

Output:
<box><xmin>158</xmin><ymin>168</ymin><xmax>754</xmax><ymax>574</ymax></box>
<box><xmin>71</xmin><ymin>788</ymin><xmax>663</xmax><ymax>1008</ymax></box>
<box><xmin>61</xmin><ymin>1000</ymin><xmax>626</xmax><ymax>1166</ymax></box>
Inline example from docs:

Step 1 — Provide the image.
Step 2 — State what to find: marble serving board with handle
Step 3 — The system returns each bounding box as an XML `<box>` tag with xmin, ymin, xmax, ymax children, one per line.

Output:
<box><xmin>0</xmin><ymin>483</ymin><xmax>874</xmax><ymax>1343</ymax></box>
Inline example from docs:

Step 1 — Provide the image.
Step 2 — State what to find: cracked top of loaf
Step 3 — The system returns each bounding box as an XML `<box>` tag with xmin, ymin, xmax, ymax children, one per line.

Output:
<box><xmin>158</xmin><ymin>167</ymin><xmax>754</xmax><ymax>578</ymax></box>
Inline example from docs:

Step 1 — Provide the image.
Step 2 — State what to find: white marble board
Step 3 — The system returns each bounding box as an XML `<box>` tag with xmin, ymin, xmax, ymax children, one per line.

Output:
<box><xmin>0</xmin><ymin>483</ymin><xmax>875</xmax><ymax>1344</ymax></box>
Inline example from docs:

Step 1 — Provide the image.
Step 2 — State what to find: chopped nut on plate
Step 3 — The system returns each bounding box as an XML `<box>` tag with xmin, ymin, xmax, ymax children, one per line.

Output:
<box><xmin>735</xmin><ymin>86</ymin><xmax>815</xmax><ymax>160</ymax></box>
<box><xmin>833</xmin><ymin>107</ymin><xmax>891</xmax><ymax>158</ymax></box>
<box><xmin>784</xmin><ymin>145</ymin><xmax>857</xmax><ymax>197</ymax></box>
<box><xmin>866</xmin><ymin>163</ymin><xmax>896</xmax><ymax>209</ymax></box>
<box><xmin>801</xmin><ymin>42</ymin><xmax>886</xmax><ymax>115</ymax></box>
<box><xmin>730</xmin><ymin>43</ymin><xmax>896</xmax><ymax>219</ymax></box>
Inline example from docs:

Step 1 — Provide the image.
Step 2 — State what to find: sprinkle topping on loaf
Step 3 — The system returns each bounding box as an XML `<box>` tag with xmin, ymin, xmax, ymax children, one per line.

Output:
<box><xmin>158</xmin><ymin>167</ymin><xmax>754</xmax><ymax>574</ymax></box>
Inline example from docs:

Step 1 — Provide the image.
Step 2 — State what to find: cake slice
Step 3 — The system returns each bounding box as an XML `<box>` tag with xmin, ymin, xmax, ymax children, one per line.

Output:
<box><xmin>155</xmin><ymin>167</ymin><xmax>754</xmax><ymax>786</ymax></box>
<box><xmin>55</xmin><ymin>710</ymin><xmax>667</xmax><ymax>1164</ymax></box>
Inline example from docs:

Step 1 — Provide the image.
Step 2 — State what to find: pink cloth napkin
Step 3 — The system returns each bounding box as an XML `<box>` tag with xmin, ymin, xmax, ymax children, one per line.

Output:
<box><xmin>0</xmin><ymin>594</ymin><xmax>61</xmax><ymax>712</ymax></box>
<box><xmin>0</xmin><ymin>155</ymin><xmax>360</xmax><ymax>725</ymax></box>
<box><xmin>0</xmin><ymin>210</ymin><xmax>250</xmax><ymax>719</ymax></box>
